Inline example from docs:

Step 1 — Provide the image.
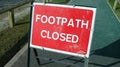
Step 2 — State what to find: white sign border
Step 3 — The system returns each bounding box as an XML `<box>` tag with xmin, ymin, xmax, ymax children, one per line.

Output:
<box><xmin>30</xmin><ymin>2</ymin><xmax>96</xmax><ymax>58</ymax></box>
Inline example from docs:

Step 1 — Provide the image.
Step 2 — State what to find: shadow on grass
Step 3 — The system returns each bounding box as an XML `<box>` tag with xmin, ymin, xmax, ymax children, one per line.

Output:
<box><xmin>88</xmin><ymin>39</ymin><xmax>120</xmax><ymax>67</ymax></box>
<box><xmin>15</xmin><ymin>21</ymin><xmax>29</xmax><ymax>26</ymax></box>
<box><xmin>116</xmin><ymin>3</ymin><xmax>120</xmax><ymax>10</ymax></box>
<box><xmin>94</xmin><ymin>39</ymin><xmax>120</xmax><ymax>59</ymax></box>
<box><xmin>0</xmin><ymin>33</ymin><xmax>28</xmax><ymax>67</ymax></box>
<box><xmin>49</xmin><ymin>0</ymin><xmax>70</xmax><ymax>4</ymax></box>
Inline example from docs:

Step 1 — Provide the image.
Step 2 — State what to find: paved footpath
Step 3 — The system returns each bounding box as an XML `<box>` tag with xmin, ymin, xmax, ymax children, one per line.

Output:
<box><xmin>5</xmin><ymin>0</ymin><xmax>120</xmax><ymax>67</ymax></box>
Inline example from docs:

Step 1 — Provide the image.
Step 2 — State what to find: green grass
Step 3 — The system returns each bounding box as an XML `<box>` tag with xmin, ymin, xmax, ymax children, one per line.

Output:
<box><xmin>0</xmin><ymin>14</ymin><xmax>29</xmax><ymax>66</ymax></box>
<box><xmin>108</xmin><ymin>0</ymin><xmax>120</xmax><ymax>20</ymax></box>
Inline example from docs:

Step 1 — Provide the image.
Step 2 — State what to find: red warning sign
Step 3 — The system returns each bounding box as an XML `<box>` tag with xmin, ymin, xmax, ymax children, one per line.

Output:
<box><xmin>30</xmin><ymin>3</ymin><xmax>96</xmax><ymax>57</ymax></box>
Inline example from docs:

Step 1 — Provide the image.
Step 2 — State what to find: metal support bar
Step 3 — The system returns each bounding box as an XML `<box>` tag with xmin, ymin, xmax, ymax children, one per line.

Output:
<box><xmin>113</xmin><ymin>0</ymin><xmax>118</xmax><ymax>10</ymax></box>
<box><xmin>33</xmin><ymin>48</ymin><xmax>41</xmax><ymax>65</ymax></box>
<box><xmin>27</xmin><ymin>47</ymin><xmax>31</xmax><ymax>67</ymax></box>
<box><xmin>8</xmin><ymin>9</ymin><xmax>15</xmax><ymax>28</ymax></box>
<box><xmin>38</xmin><ymin>56</ymin><xmax>80</xmax><ymax>67</ymax></box>
<box><xmin>84</xmin><ymin>57</ymin><xmax>89</xmax><ymax>67</ymax></box>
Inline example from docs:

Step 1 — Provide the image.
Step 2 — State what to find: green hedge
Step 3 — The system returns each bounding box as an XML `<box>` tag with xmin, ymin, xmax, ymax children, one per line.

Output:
<box><xmin>109</xmin><ymin>0</ymin><xmax>120</xmax><ymax>20</ymax></box>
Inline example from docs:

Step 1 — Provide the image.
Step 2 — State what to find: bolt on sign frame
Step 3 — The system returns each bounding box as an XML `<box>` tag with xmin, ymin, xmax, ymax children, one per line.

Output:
<box><xmin>29</xmin><ymin>2</ymin><xmax>96</xmax><ymax>67</ymax></box>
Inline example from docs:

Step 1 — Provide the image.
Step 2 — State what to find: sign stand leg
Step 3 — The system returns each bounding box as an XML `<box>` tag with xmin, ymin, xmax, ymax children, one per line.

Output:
<box><xmin>84</xmin><ymin>57</ymin><xmax>89</xmax><ymax>67</ymax></box>
<box><xmin>27</xmin><ymin>46</ymin><xmax>31</xmax><ymax>67</ymax></box>
<box><xmin>33</xmin><ymin>48</ymin><xmax>41</xmax><ymax>65</ymax></box>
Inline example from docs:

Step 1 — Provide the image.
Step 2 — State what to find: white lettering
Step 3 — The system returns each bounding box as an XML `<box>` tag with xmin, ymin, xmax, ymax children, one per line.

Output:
<box><xmin>47</xmin><ymin>31</ymin><xmax>51</xmax><ymax>39</ymax></box>
<box><xmin>41</xmin><ymin>15</ymin><xmax>47</xmax><ymax>23</ymax></box>
<box><xmin>61</xmin><ymin>17</ymin><xmax>67</xmax><ymax>25</ymax></box>
<box><xmin>48</xmin><ymin>16</ymin><xmax>55</xmax><ymax>24</ymax></box>
<box><xmin>52</xmin><ymin>32</ymin><xmax>59</xmax><ymax>40</ymax></box>
<box><xmin>40</xmin><ymin>30</ymin><xmax>47</xmax><ymax>38</ymax></box>
<box><xmin>76</xmin><ymin>19</ymin><xmax>81</xmax><ymax>28</ymax></box>
<box><xmin>36</xmin><ymin>14</ymin><xmax>89</xmax><ymax>29</ymax></box>
<box><xmin>56</xmin><ymin>17</ymin><xmax>61</xmax><ymax>25</ymax></box>
<box><xmin>67</xmin><ymin>19</ymin><xmax>74</xmax><ymax>27</ymax></box>
<box><xmin>72</xmin><ymin>35</ymin><xmax>79</xmax><ymax>43</ymax></box>
<box><xmin>60</xmin><ymin>33</ymin><xmax>66</xmax><ymax>41</ymax></box>
<box><xmin>36</xmin><ymin>14</ymin><xmax>41</xmax><ymax>22</ymax></box>
<box><xmin>81</xmin><ymin>20</ymin><xmax>89</xmax><ymax>29</ymax></box>
<box><xmin>66</xmin><ymin>34</ymin><xmax>72</xmax><ymax>43</ymax></box>
<box><xmin>40</xmin><ymin>30</ymin><xmax>79</xmax><ymax>43</ymax></box>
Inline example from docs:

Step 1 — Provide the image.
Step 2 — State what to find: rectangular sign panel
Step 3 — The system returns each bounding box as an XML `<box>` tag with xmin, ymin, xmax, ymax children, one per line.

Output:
<box><xmin>30</xmin><ymin>3</ymin><xmax>96</xmax><ymax>58</ymax></box>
